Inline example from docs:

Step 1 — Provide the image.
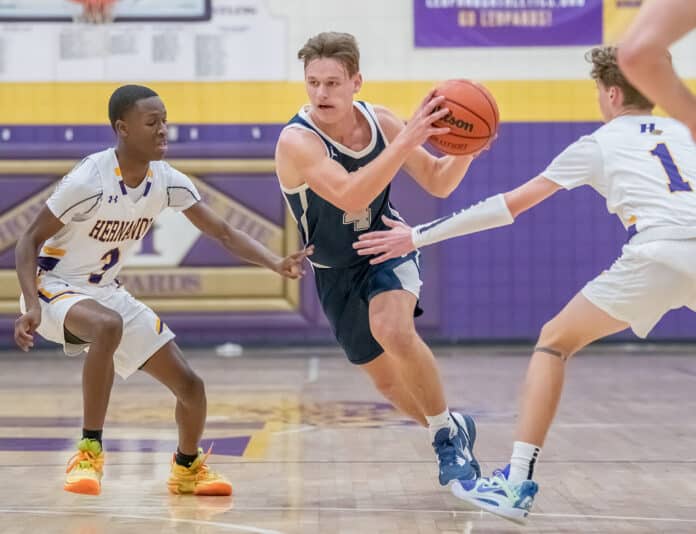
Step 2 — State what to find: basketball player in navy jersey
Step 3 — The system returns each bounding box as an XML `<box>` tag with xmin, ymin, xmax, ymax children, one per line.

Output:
<box><xmin>275</xmin><ymin>32</ymin><xmax>489</xmax><ymax>486</ymax></box>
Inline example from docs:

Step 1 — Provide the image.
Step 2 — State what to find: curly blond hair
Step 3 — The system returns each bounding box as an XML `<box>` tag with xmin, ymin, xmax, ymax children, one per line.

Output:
<box><xmin>586</xmin><ymin>46</ymin><xmax>654</xmax><ymax>110</ymax></box>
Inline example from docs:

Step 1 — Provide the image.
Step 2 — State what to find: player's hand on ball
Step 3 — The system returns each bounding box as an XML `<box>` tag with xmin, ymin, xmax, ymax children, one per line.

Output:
<box><xmin>14</xmin><ymin>307</ymin><xmax>41</xmax><ymax>352</ymax></box>
<box><xmin>277</xmin><ymin>245</ymin><xmax>314</xmax><ymax>279</ymax></box>
<box><xmin>399</xmin><ymin>90</ymin><xmax>450</xmax><ymax>150</ymax></box>
<box><xmin>354</xmin><ymin>216</ymin><xmax>415</xmax><ymax>265</ymax></box>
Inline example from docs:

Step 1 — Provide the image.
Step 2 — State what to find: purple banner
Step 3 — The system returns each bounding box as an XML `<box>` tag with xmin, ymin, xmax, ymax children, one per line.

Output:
<box><xmin>414</xmin><ymin>0</ymin><xmax>603</xmax><ymax>47</ymax></box>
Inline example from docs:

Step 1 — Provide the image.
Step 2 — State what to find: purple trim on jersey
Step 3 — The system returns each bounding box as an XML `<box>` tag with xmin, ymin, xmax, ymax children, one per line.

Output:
<box><xmin>627</xmin><ymin>224</ymin><xmax>638</xmax><ymax>241</ymax></box>
<box><xmin>38</xmin><ymin>290</ymin><xmax>83</xmax><ymax>303</ymax></box>
<box><xmin>143</xmin><ymin>181</ymin><xmax>152</xmax><ymax>197</ymax></box>
<box><xmin>118</xmin><ymin>180</ymin><xmax>127</xmax><ymax>195</ymax></box>
<box><xmin>37</xmin><ymin>256</ymin><xmax>60</xmax><ymax>271</ymax></box>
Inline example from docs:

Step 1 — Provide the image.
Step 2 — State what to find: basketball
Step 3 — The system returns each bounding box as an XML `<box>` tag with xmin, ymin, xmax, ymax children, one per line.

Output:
<box><xmin>428</xmin><ymin>79</ymin><xmax>499</xmax><ymax>156</ymax></box>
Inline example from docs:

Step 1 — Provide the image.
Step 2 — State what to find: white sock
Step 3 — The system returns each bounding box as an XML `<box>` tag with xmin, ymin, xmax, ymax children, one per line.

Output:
<box><xmin>508</xmin><ymin>441</ymin><xmax>541</xmax><ymax>484</ymax></box>
<box><xmin>426</xmin><ymin>409</ymin><xmax>455</xmax><ymax>441</ymax></box>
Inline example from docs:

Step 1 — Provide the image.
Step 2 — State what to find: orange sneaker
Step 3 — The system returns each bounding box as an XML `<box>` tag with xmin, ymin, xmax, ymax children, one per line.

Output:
<box><xmin>64</xmin><ymin>438</ymin><xmax>104</xmax><ymax>495</ymax></box>
<box><xmin>167</xmin><ymin>446</ymin><xmax>232</xmax><ymax>496</ymax></box>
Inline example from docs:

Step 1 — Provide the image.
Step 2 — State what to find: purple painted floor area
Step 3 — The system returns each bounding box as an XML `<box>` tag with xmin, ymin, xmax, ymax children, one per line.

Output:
<box><xmin>0</xmin><ymin>436</ymin><xmax>250</xmax><ymax>456</ymax></box>
<box><xmin>0</xmin><ymin>416</ymin><xmax>265</xmax><ymax>430</ymax></box>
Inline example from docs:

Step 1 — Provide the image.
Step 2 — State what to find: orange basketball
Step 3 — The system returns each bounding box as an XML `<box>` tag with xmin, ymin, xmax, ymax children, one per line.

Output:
<box><xmin>428</xmin><ymin>80</ymin><xmax>499</xmax><ymax>156</ymax></box>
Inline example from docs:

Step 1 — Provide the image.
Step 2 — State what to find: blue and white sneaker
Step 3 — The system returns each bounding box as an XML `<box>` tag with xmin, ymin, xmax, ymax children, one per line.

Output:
<box><xmin>433</xmin><ymin>412</ymin><xmax>480</xmax><ymax>485</ymax></box>
<box><xmin>451</xmin><ymin>464</ymin><xmax>539</xmax><ymax>525</ymax></box>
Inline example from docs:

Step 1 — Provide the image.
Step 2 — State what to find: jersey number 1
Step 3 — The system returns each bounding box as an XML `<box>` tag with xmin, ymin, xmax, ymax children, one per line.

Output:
<box><xmin>650</xmin><ymin>143</ymin><xmax>693</xmax><ymax>193</ymax></box>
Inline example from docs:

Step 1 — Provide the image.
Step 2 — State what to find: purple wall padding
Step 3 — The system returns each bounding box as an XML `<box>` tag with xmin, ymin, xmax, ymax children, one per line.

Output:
<box><xmin>0</xmin><ymin>122</ymin><xmax>693</xmax><ymax>348</ymax></box>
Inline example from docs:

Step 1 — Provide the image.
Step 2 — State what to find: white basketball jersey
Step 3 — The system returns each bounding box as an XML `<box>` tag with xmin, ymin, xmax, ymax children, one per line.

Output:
<box><xmin>543</xmin><ymin>115</ymin><xmax>696</xmax><ymax>241</ymax></box>
<box><xmin>41</xmin><ymin>148</ymin><xmax>200</xmax><ymax>287</ymax></box>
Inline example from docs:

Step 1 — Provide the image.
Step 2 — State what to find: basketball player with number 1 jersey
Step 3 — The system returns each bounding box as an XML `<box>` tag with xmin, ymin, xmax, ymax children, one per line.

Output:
<box><xmin>355</xmin><ymin>46</ymin><xmax>696</xmax><ymax>524</ymax></box>
<box><xmin>14</xmin><ymin>85</ymin><xmax>311</xmax><ymax>496</ymax></box>
<box><xmin>275</xmin><ymin>32</ymin><xmax>493</xmax><ymax>488</ymax></box>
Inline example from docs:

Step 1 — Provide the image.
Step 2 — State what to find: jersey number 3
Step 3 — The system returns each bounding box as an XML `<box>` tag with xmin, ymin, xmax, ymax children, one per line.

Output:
<box><xmin>88</xmin><ymin>248</ymin><xmax>120</xmax><ymax>284</ymax></box>
<box><xmin>650</xmin><ymin>143</ymin><xmax>693</xmax><ymax>193</ymax></box>
<box><xmin>343</xmin><ymin>208</ymin><xmax>372</xmax><ymax>231</ymax></box>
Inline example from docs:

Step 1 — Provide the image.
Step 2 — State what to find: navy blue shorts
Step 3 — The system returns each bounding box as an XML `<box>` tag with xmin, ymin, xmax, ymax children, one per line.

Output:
<box><xmin>314</xmin><ymin>252</ymin><xmax>423</xmax><ymax>365</ymax></box>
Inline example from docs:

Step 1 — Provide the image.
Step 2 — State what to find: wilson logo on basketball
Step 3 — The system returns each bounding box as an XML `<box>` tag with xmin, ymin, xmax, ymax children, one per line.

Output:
<box><xmin>428</xmin><ymin>79</ymin><xmax>499</xmax><ymax>156</ymax></box>
<box><xmin>434</xmin><ymin>106</ymin><xmax>475</xmax><ymax>133</ymax></box>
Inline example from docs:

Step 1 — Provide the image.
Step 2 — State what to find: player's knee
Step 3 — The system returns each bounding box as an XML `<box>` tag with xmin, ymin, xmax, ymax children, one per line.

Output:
<box><xmin>178</xmin><ymin>371</ymin><xmax>205</xmax><ymax>403</ymax></box>
<box><xmin>97</xmin><ymin>311</ymin><xmax>123</xmax><ymax>340</ymax></box>
<box><xmin>370</xmin><ymin>316</ymin><xmax>415</xmax><ymax>353</ymax></box>
<box><xmin>537</xmin><ymin>320</ymin><xmax>577</xmax><ymax>360</ymax></box>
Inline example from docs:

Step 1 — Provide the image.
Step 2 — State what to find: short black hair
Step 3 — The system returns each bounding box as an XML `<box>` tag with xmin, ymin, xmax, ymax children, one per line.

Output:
<box><xmin>108</xmin><ymin>84</ymin><xmax>159</xmax><ymax>130</ymax></box>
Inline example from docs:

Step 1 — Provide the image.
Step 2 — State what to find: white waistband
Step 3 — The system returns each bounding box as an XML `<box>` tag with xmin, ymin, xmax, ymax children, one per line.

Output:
<box><xmin>630</xmin><ymin>226</ymin><xmax>696</xmax><ymax>245</ymax></box>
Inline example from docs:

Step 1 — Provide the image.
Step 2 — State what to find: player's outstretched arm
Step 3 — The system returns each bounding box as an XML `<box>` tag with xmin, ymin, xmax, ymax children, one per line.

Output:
<box><xmin>182</xmin><ymin>202</ymin><xmax>313</xmax><ymax>279</ymax></box>
<box><xmin>353</xmin><ymin>176</ymin><xmax>560</xmax><ymax>264</ymax></box>
<box><xmin>14</xmin><ymin>207</ymin><xmax>65</xmax><ymax>351</ymax></box>
<box><xmin>618</xmin><ymin>0</ymin><xmax>696</xmax><ymax>138</ymax></box>
<box><xmin>275</xmin><ymin>91</ymin><xmax>450</xmax><ymax>213</ymax></box>
<box><xmin>374</xmin><ymin>106</ymin><xmax>492</xmax><ymax>198</ymax></box>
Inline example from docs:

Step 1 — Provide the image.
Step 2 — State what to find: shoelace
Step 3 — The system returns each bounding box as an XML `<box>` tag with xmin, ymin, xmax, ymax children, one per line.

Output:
<box><xmin>481</xmin><ymin>470</ymin><xmax>520</xmax><ymax>500</ymax></box>
<box><xmin>66</xmin><ymin>450</ymin><xmax>104</xmax><ymax>474</ymax></box>
<box><xmin>434</xmin><ymin>438</ymin><xmax>457</xmax><ymax>466</ymax></box>
<box><xmin>189</xmin><ymin>446</ymin><xmax>223</xmax><ymax>482</ymax></box>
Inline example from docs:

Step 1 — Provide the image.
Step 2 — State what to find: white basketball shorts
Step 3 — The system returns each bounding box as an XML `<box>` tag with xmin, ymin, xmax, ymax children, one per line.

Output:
<box><xmin>20</xmin><ymin>273</ymin><xmax>175</xmax><ymax>379</ymax></box>
<box><xmin>582</xmin><ymin>239</ymin><xmax>696</xmax><ymax>338</ymax></box>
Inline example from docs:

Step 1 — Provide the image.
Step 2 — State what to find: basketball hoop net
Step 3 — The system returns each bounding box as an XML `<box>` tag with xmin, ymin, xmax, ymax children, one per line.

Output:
<box><xmin>70</xmin><ymin>0</ymin><xmax>117</xmax><ymax>24</ymax></box>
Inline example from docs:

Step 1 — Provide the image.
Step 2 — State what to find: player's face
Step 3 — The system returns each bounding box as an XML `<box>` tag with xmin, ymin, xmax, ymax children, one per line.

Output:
<box><xmin>304</xmin><ymin>58</ymin><xmax>362</xmax><ymax>124</ymax></box>
<box><xmin>120</xmin><ymin>96</ymin><xmax>168</xmax><ymax>160</ymax></box>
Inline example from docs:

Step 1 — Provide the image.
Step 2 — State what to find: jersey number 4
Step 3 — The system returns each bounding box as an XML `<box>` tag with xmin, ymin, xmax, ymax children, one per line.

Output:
<box><xmin>343</xmin><ymin>208</ymin><xmax>372</xmax><ymax>231</ymax></box>
<box><xmin>650</xmin><ymin>143</ymin><xmax>693</xmax><ymax>193</ymax></box>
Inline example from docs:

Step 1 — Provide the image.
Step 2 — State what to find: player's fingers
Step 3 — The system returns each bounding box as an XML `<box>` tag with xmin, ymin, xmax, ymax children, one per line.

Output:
<box><xmin>428</xmin><ymin>126</ymin><xmax>451</xmax><ymax>137</ymax></box>
<box><xmin>369</xmin><ymin>252</ymin><xmax>394</xmax><ymax>265</ymax></box>
<box><xmin>16</xmin><ymin>327</ymin><xmax>32</xmax><ymax>341</ymax></box>
<box><xmin>15</xmin><ymin>334</ymin><xmax>32</xmax><ymax>352</ymax></box>
<box><xmin>284</xmin><ymin>267</ymin><xmax>300</xmax><ymax>279</ymax></box>
<box><xmin>355</xmin><ymin>244</ymin><xmax>379</xmax><ymax>255</ymax></box>
<box><xmin>290</xmin><ymin>250</ymin><xmax>311</xmax><ymax>261</ymax></box>
<box><xmin>418</xmin><ymin>89</ymin><xmax>438</xmax><ymax>109</ymax></box>
<box><xmin>381</xmin><ymin>215</ymin><xmax>403</xmax><ymax>228</ymax></box>
<box><xmin>354</xmin><ymin>238</ymin><xmax>387</xmax><ymax>249</ymax></box>
<box><xmin>422</xmin><ymin>94</ymin><xmax>445</xmax><ymax>114</ymax></box>
<box><xmin>381</xmin><ymin>220</ymin><xmax>398</xmax><ymax>229</ymax></box>
<box><xmin>359</xmin><ymin>244</ymin><xmax>391</xmax><ymax>256</ymax></box>
<box><xmin>428</xmin><ymin>106</ymin><xmax>449</xmax><ymax>123</ymax></box>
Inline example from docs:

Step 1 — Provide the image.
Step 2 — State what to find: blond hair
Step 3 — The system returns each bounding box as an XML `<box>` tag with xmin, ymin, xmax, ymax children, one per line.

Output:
<box><xmin>586</xmin><ymin>46</ymin><xmax>654</xmax><ymax>110</ymax></box>
<box><xmin>297</xmin><ymin>32</ymin><xmax>360</xmax><ymax>77</ymax></box>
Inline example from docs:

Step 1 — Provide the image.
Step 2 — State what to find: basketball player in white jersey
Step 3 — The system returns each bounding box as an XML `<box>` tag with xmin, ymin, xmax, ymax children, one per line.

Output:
<box><xmin>275</xmin><ymin>32</ymin><xmax>491</xmax><ymax>487</ymax></box>
<box><xmin>618</xmin><ymin>0</ymin><xmax>696</xmax><ymax>141</ymax></box>
<box><xmin>355</xmin><ymin>46</ymin><xmax>696</xmax><ymax>524</ymax></box>
<box><xmin>14</xmin><ymin>85</ymin><xmax>311</xmax><ymax>496</ymax></box>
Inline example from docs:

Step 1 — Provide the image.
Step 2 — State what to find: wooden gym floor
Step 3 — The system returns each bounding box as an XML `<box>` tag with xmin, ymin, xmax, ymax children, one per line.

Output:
<box><xmin>0</xmin><ymin>344</ymin><xmax>695</xmax><ymax>533</ymax></box>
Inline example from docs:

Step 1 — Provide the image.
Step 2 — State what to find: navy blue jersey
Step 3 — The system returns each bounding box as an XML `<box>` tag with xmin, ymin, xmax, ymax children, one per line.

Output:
<box><xmin>281</xmin><ymin>101</ymin><xmax>403</xmax><ymax>269</ymax></box>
